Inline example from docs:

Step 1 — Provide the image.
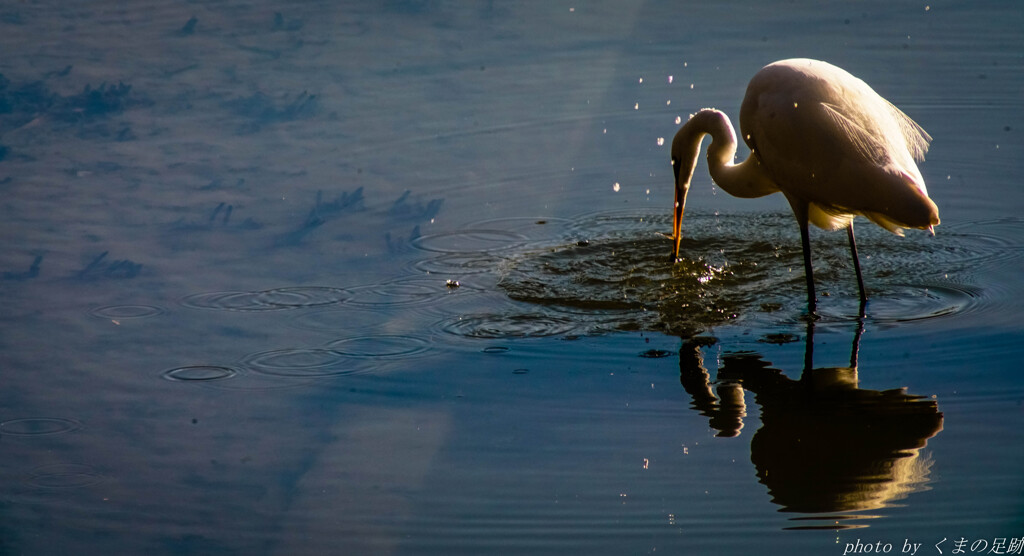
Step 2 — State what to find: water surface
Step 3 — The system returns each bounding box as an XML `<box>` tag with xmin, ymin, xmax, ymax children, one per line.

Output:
<box><xmin>1</xmin><ymin>1</ymin><xmax>1022</xmax><ymax>554</ymax></box>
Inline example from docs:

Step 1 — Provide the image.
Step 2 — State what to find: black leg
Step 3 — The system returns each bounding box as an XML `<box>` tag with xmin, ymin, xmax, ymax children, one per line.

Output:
<box><xmin>798</xmin><ymin>218</ymin><xmax>817</xmax><ymax>315</ymax></box>
<box><xmin>846</xmin><ymin>222</ymin><xmax>867</xmax><ymax>307</ymax></box>
<box><xmin>850</xmin><ymin>311</ymin><xmax>865</xmax><ymax>369</ymax></box>
<box><xmin>785</xmin><ymin>195</ymin><xmax>818</xmax><ymax>316</ymax></box>
<box><xmin>803</xmin><ymin>314</ymin><xmax>815</xmax><ymax>371</ymax></box>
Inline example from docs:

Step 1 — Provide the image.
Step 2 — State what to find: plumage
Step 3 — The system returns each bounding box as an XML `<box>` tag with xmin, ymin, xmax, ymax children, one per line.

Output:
<box><xmin>670</xmin><ymin>58</ymin><xmax>939</xmax><ymax>313</ymax></box>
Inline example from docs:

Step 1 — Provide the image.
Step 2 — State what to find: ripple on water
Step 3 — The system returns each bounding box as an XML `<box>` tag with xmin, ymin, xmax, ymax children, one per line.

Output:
<box><xmin>865</xmin><ymin>282</ymin><xmax>985</xmax><ymax>324</ymax></box>
<box><xmin>241</xmin><ymin>348</ymin><xmax>365</xmax><ymax>378</ymax></box>
<box><xmin>0</xmin><ymin>417</ymin><xmax>82</xmax><ymax>436</ymax></box>
<box><xmin>181</xmin><ymin>286</ymin><xmax>350</xmax><ymax>312</ymax></box>
<box><xmin>412</xmin><ymin>251</ymin><xmax>509</xmax><ymax>276</ymax></box>
<box><xmin>326</xmin><ymin>334</ymin><xmax>431</xmax><ymax>358</ymax></box>
<box><xmin>411</xmin><ymin>228</ymin><xmax>529</xmax><ymax>254</ymax></box>
<box><xmin>939</xmin><ymin>217</ymin><xmax>1024</xmax><ymax>268</ymax></box>
<box><xmin>566</xmin><ymin>208</ymin><xmax>672</xmax><ymax>242</ymax></box>
<box><xmin>345</xmin><ymin>276</ymin><xmax>480</xmax><ymax>308</ymax></box>
<box><xmin>437</xmin><ymin>312</ymin><xmax>580</xmax><ymax>339</ymax></box>
<box><xmin>162</xmin><ymin>365</ymin><xmax>239</xmax><ymax>383</ymax></box>
<box><xmin>496</xmin><ymin>216</ymin><xmax>748</xmax><ymax>335</ymax></box>
<box><xmin>90</xmin><ymin>304</ymin><xmax>165</xmax><ymax>319</ymax></box>
<box><xmin>257</xmin><ymin>286</ymin><xmax>352</xmax><ymax>308</ymax></box>
<box><xmin>783</xmin><ymin>515</ymin><xmax>876</xmax><ymax>531</ymax></box>
<box><xmin>462</xmin><ymin>216</ymin><xmax>573</xmax><ymax>241</ymax></box>
<box><xmin>27</xmin><ymin>463</ymin><xmax>104</xmax><ymax>489</ymax></box>
<box><xmin>491</xmin><ymin>210</ymin><xmax>1013</xmax><ymax>332</ymax></box>
<box><xmin>240</xmin><ymin>333</ymin><xmax>430</xmax><ymax>378</ymax></box>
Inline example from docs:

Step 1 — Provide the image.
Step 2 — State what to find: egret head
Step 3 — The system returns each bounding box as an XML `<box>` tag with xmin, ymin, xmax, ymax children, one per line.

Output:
<box><xmin>669</xmin><ymin>118</ymin><xmax>704</xmax><ymax>261</ymax></box>
<box><xmin>669</xmin><ymin>110</ymin><xmax>732</xmax><ymax>261</ymax></box>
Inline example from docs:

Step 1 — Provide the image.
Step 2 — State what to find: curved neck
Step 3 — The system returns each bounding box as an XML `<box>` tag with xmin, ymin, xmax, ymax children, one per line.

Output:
<box><xmin>672</xmin><ymin>109</ymin><xmax>777</xmax><ymax>199</ymax></box>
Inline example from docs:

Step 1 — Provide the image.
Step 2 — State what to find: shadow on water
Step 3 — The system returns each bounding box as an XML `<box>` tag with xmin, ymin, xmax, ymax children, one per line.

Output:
<box><xmin>678</xmin><ymin>320</ymin><xmax>943</xmax><ymax>530</ymax></box>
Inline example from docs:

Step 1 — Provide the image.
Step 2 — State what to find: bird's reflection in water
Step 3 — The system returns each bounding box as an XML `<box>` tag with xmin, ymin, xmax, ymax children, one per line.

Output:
<box><xmin>679</xmin><ymin>320</ymin><xmax>943</xmax><ymax>529</ymax></box>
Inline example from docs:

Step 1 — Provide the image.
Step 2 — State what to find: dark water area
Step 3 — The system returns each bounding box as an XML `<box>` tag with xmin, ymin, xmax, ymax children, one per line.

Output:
<box><xmin>1</xmin><ymin>1</ymin><xmax>1022</xmax><ymax>554</ymax></box>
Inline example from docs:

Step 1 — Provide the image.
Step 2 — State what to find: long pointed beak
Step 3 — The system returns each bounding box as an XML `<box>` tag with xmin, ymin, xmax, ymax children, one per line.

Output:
<box><xmin>672</xmin><ymin>185</ymin><xmax>685</xmax><ymax>260</ymax></box>
<box><xmin>671</xmin><ymin>158</ymin><xmax>690</xmax><ymax>262</ymax></box>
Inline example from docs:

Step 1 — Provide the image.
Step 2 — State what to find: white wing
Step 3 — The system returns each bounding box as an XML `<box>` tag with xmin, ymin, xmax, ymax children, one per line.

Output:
<box><xmin>885</xmin><ymin>98</ymin><xmax>931</xmax><ymax>162</ymax></box>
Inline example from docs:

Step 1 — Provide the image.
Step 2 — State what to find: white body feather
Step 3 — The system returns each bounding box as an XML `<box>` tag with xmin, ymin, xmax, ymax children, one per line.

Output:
<box><xmin>738</xmin><ymin>59</ymin><xmax>938</xmax><ymax>235</ymax></box>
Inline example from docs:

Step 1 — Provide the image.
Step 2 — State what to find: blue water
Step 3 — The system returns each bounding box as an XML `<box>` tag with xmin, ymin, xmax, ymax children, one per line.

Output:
<box><xmin>1</xmin><ymin>1</ymin><xmax>1022</xmax><ymax>554</ymax></box>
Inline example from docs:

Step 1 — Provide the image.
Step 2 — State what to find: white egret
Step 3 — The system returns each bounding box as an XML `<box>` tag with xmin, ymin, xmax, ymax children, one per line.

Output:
<box><xmin>670</xmin><ymin>59</ymin><xmax>939</xmax><ymax>313</ymax></box>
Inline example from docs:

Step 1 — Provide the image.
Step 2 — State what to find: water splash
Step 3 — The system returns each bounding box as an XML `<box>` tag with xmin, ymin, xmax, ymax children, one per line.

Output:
<box><xmin>487</xmin><ymin>210</ymin><xmax>1004</xmax><ymax>335</ymax></box>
